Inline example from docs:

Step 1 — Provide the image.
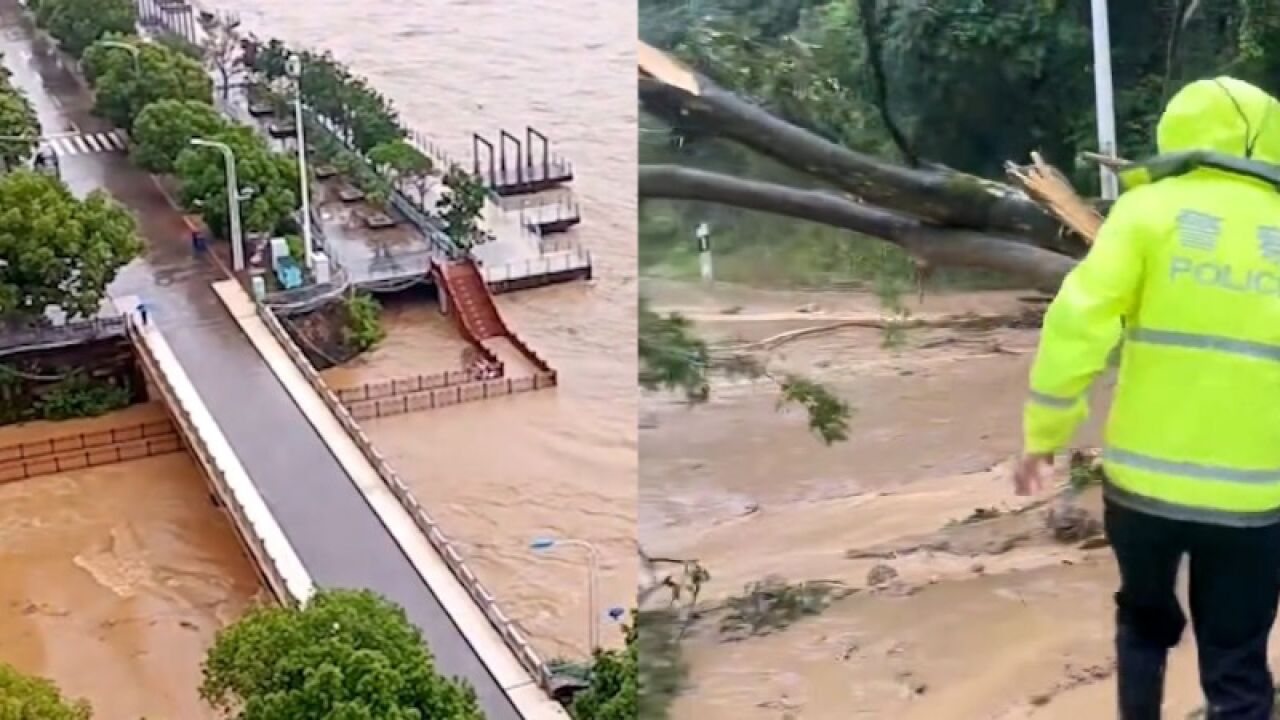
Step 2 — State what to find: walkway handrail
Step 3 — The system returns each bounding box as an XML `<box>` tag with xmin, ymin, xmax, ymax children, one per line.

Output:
<box><xmin>251</xmin><ymin>300</ymin><xmax>555</xmax><ymax>691</ymax></box>
<box><xmin>125</xmin><ymin>313</ymin><xmax>315</xmax><ymax>607</ymax></box>
<box><xmin>0</xmin><ymin>316</ymin><xmax>126</xmax><ymax>356</ymax></box>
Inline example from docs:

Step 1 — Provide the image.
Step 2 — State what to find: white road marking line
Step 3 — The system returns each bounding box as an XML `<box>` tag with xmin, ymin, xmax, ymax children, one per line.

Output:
<box><xmin>71</xmin><ymin>136</ymin><xmax>91</xmax><ymax>154</ymax></box>
<box><xmin>106</xmin><ymin>132</ymin><xmax>126</xmax><ymax>151</ymax></box>
<box><xmin>84</xmin><ymin>134</ymin><xmax>104</xmax><ymax>152</ymax></box>
<box><xmin>51</xmin><ymin>137</ymin><xmax>75</xmax><ymax>155</ymax></box>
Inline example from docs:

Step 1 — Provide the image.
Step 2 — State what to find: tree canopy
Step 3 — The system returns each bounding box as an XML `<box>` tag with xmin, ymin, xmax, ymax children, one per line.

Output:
<box><xmin>436</xmin><ymin>166</ymin><xmax>488</xmax><ymax>250</ymax></box>
<box><xmin>0</xmin><ymin>171</ymin><xmax>141</xmax><ymax>320</ymax></box>
<box><xmin>32</xmin><ymin>0</ymin><xmax>136</xmax><ymax>58</ymax></box>
<box><xmin>240</xmin><ymin>37</ymin><xmax>406</xmax><ymax>156</ymax></box>
<box><xmin>200</xmin><ymin>589</ymin><xmax>482</xmax><ymax>720</ymax></box>
<box><xmin>293</xmin><ymin>50</ymin><xmax>403</xmax><ymax>153</ymax></box>
<box><xmin>175</xmin><ymin>126</ymin><xmax>299</xmax><ymax>238</ymax></box>
<box><xmin>368</xmin><ymin>139</ymin><xmax>433</xmax><ymax>200</ymax></box>
<box><xmin>0</xmin><ymin>662</ymin><xmax>91</xmax><ymax>720</ymax></box>
<box><xmin>83</xmin><ymin>36</ymin><xmax>214</xmax><ymax>130</ymax></box>
<box><xmin>131</xmin><ymin>99</ymin><xmax>231</xmax><ymax>173</ymax></box>
<box><xmin>0</xmin><ymin>60</ymin><xmax>38</xmax><ymax>171</ymax></box>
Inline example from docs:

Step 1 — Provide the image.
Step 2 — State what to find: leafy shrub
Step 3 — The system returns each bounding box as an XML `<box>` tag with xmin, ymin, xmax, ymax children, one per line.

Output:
<box><xmin>341</xmin><ymin>292</ymin><xmax>384</xmax><ymax>352</ymax></box>
<box><xmin>36</xmin><ymin>373</ymin><xmax>131</xmax><ymax>421</ymax></box>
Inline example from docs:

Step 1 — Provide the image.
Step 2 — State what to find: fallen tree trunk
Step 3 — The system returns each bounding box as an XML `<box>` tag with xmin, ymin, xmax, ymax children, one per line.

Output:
<box><xmin>641</xmin><ymin>165</ymin><xmax>1078</xmax><ymax>291</ymax></box>
<box><xmin>638</xmin><ymin>42</ymin><xmax>1078</xmax><ymax>255</ymax></box>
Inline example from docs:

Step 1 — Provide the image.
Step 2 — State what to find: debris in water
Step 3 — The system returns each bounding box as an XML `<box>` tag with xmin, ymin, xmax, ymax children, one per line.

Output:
<box><xmin>866</xmin><ymin>563</ymin><xmax>899</xmax><ymax>587</ymax></box>
<box><xmin>1045</xmin><ymin>503</ymin><xmax>1102</xmax><ymax>543</ymax></box>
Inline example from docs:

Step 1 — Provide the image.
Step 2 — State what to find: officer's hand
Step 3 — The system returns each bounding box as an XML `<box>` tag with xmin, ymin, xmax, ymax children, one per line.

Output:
<box><xmin>1013</xmin><ymin>453</ymin><xmax>1054</xmax><ymax>496</ymax></box>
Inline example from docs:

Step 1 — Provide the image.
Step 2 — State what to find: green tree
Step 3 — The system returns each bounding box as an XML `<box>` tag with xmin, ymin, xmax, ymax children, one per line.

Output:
<box><xmin>83</xmin><ymin>37</ymin><xmax>214</xmax><ymax>130</ymax></box>
<box><xmin>131</xmin><ymin>99</ymin><xmax>230</xmax><ymax>173</ymax></box>
<box><xmin>0</xmin><ymin>662</ymin><xmax>91</xmax><ymax>719</ymax></box>
<box><xmin>34</xmin><ymin>0</ymin><xmax>136</xmax><ymax>58</ymax></box>
<box><xmin>294</xmin><ymin>49</ymin><xmax>404</xmax><ymax>153</ymax></box>
<box><xmin>368</xmin><ymin>139</ymin><xmax>434</xmax><ymax>205</ymax></box>
<box><xmin>570</xmin><ymin>622</ymin><xmax>638</xmax><ymax>720</ymax></box>
<box><xmin>639</xmin><ymin>1</ymin><xmax>1280</xmax><ymax>288</ymax></box>
<box><xmin>0</xmin><ymin>171</ymin><xmax>141</xmax><ymax>320</ymax></box>
<box><xmin>0</xmin><ymin>64</ymin><xmax>39</xmax><ymax>171</ymax></box>
<box><xmin>200</xmin><ymin>589</ymin><xmax>482</xmax><ymax>720</ymax></box>
<box><xmin>241</xmin><ymin>35</ymin><xmax>291</xmax><ymax>83</ymax></box>
<box><xmin>436</xmin><ymin>165</ymin><xmax>488</xmax><ymax>250</ymax></box>
<box><xmin>175</xmin><ymin>126</ymin><xmax>299</xmax><ymax>239</ymax></box>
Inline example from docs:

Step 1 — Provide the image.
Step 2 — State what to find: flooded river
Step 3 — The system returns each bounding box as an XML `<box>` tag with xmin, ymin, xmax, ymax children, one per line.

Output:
<box><xmin>638</xmin><ymin>280</ymin><xmax>1233</xmax><ymax>718</ymax></box>
<box><xmin>0</xmin><ymin>407</ymin><xmax>263</xmax><ymax>718</ymax></box>
<box><xmin>210</xmin><ymin>0</ymin><xmax>638</xmax><ymax>657</ymax></box>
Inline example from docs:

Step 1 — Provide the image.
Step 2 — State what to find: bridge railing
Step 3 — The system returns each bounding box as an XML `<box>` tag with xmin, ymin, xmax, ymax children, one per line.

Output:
<box><xmin>125</xmin><ymin>315</ymin><xmax>316</xmax><ymax>607</ymax></box>
<box><xmin>480</xmin><ymin>248</ymin><xmax>593</xmax><ymax>286</ymax></box>
<box><xmin>251</xmin><ymin>301</ymin><xmax>555</xmax><ymax>691</ymax></box>
<box><xmin>0</xmin><ymin>316</ymin><xmax>126</xmax><ymax>356</ymax></box>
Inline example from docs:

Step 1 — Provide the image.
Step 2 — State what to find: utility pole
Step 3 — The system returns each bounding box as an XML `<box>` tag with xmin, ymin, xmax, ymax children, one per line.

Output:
<box><xmin>1090</xmin><ymin>0</ymin><xmax>1119</xmax><ymax>200</ymax></box>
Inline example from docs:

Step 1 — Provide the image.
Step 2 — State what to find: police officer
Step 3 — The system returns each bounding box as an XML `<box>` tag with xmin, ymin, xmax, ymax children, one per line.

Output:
<box><xmin>1016</xmin><ymin>77</ymin><xmax>1280</xmax><ymax>719</ymax></box>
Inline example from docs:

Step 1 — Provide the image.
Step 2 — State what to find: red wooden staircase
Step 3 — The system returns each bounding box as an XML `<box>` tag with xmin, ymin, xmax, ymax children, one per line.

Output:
<box><xmin>436</xmin><ymin>259</ymin><xmax>509</xmax><ymax>342</ymax></box>
<box><xmin>433</xmin><ymin>259</ymin><xmax>556</xmax><ymax>378</ymax></box>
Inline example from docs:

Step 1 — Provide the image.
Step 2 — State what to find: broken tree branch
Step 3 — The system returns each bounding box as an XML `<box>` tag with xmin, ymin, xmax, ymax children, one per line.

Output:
<box><xmin>637</xmin><ymin>42</ymin><xmax>1074</xmax><ymax>253</ymax></box>
<box><xmin>641</xmin><ymin>164</ymin><xmax>1078</xmax><ymax>291</ymax></box>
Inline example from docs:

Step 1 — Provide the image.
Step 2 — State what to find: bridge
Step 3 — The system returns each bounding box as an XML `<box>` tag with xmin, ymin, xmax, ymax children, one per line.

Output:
<box><xmin>0</xmin><ymin>2</ymin><xmax>572</xmax><ymax>717</ymax></box>
<box><xmin>116</xmin><ymin>285</ymin><xmax>568</xmax><ymax>720</ymax></box>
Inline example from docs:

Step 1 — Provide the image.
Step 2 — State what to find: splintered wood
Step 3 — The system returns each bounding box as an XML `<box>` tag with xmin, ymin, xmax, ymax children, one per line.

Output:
<box><xmin>1006</xmin><ymin>152</ymin><xmax>1104</xmax><ymax>245</ymax></box>
<box><xmin>638</xmin><ymin>40</ymin><xmax>701</xmax><ymax>96</ymax></box>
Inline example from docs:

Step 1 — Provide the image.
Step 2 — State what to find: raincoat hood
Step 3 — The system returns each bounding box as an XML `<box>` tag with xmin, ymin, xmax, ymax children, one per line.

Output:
<box><xmin>1156</xmin><ymin>77</ymin><xmax>1280</xmax><ymax>163</ymax></box>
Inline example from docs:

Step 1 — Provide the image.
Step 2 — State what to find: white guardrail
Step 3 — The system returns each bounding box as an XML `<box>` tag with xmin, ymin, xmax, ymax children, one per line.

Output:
<box><xmin>125</xmin><ymin>314</ymin><xmax>315</xmax><ymax>606</ymax></box>
<box><xmin>481</xmin><ymin>251</ymin><xmax>592</xmax><ymax>285</ymax></box>
<box><xmin>251</xmin><ymin>301</ymin><xmax>555</xmax><ymax>691</ymax></box>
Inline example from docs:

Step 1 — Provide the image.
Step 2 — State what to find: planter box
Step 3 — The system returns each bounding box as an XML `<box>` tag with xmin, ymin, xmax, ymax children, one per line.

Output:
<box><xmin>362</xmin><ymin>212</ymin><xmax>396</xmax><ymax>230</ymax></box>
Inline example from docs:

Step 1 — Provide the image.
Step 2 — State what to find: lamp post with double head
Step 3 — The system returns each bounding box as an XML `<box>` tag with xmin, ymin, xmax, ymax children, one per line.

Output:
<box><xmin>189</xmin><ymin>138</ymin><xmax>245</xmax><ymax>272</ymax></box>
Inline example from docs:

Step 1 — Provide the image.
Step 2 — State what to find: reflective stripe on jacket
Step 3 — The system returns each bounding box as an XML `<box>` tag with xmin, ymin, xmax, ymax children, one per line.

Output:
<box><xmin>1024</xmin><ymin>77</ymin><xmax>1280</xmax><ymax>526</ymax></box>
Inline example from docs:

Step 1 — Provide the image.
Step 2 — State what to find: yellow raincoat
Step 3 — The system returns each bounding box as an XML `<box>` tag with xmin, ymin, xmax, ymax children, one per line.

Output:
<box><xmin>1025</xmin><ymin>77</ymin><xmax>1280</xmax><ymax>526</ymax></box>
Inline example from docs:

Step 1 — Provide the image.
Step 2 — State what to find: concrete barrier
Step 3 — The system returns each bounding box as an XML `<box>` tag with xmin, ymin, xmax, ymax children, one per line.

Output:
<box><xmin>123</xmin><ymin>306</ymin><xmax>315</xmax><ymax>607</ymax></box>
<box><xmin>253</xmin><ymin>301</ymin><xmax>555</xmax><ymax>691</ymax></box>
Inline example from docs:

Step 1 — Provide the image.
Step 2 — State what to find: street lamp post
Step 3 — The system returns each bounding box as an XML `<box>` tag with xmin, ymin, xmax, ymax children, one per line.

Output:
<box><xmin>1090</xmin><ymin>0</ymin><xmax>1119</xmax><ymax>200</ymax></box>
<box><xmin>98</xmin><ymin>40</ymin><xmax>141</xmax><ymax>75</ymax></box>
<box><xmin>189</xmin><ymin>138</ymin><xmax>245</xmax><ymax>272</ymax></box>
<box><xmin>531</xmin><ymin>537</ymin><xmax>601</xmax><ymax>651</ymax></box>
<box><xmin>287</xmin><ymin>54</ymin><xmax>314</xmax><ymax>271</ymax></box>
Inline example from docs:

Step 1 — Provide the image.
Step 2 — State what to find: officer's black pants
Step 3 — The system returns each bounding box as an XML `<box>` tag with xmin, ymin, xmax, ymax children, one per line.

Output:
<box><xmin>1106</xmin><ymin>497</ymin><xmax>1280</xmax><ymax>719</ymax></box>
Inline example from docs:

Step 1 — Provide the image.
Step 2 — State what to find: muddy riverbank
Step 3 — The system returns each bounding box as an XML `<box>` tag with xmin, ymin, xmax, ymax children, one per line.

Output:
<box><xmin>639</xmin><ymin>279</ymin><xmax>1250</xmax><ymax>719</ymax></box>
<box><xmin>0</xmin><ymin>408</ymin><xmax>264</xmax><ymax>718</ymax></box>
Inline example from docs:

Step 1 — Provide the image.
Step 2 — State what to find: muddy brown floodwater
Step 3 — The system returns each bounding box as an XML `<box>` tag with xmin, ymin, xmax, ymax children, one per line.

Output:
<box><xmin>0</xmin><ymin>406</ymin><xmax>264</xmax><ymax>718</ymax></box>
<box><xmin>639</xmin><ymin>279</ymin><xmax>1278</xmax><ymax>719</ymax></box>
<box><xmin>209</xmin><ymin>0</ymin><xmax>637</xmax><ymax>658</ymax></box>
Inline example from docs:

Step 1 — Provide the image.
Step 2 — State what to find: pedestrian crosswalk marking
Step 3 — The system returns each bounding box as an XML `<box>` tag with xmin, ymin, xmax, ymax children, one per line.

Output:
<box><xmin>42</xmin><ymin>130</ymin><xmax>128</xmax><ymax>157</ymax></box>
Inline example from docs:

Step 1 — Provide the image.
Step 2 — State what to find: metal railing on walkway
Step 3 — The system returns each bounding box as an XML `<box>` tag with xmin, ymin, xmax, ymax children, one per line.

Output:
<box><xmin>126</xmin><ymin>315</ymin><xmax>315</xmax><ymax>606</ymax></box>
<box><xmin>0</xmin><ymin>316</ymin><xmax>126</xmax><ymax>356</ymax></box>
<box><xmin>253</xmin><ymin>301</ymin><xmax>555</xmax><ymax>690</ymax></box>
